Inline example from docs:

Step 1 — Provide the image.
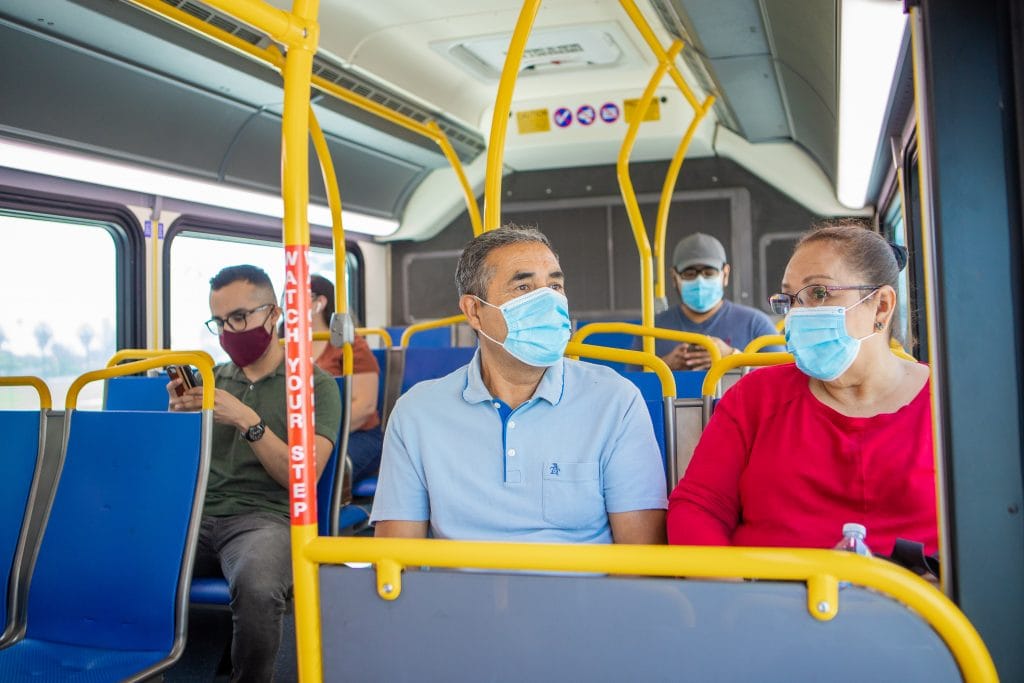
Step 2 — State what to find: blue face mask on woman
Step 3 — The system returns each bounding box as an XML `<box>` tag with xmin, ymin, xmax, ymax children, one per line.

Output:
<box><xmin>475</xmin><ymin>287</ymin><xmax>571</xmax><ymax>367</ymax></box>
<box><xmin>785</xmin><ymin>291</ymin><xmax>878</xmax><ymax>381</ymax></box>
<box><xmin>680</xmin><ymin>275</ymin><xmax>724</xmax><ymax>313</ymax></box>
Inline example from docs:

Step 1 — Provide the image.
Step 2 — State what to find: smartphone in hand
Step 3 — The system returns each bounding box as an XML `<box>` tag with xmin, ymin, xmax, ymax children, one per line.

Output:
<box><xmin>166</xmin><ymin>365</ymin><xmax>199</xmax><ymax>397</ymax></box>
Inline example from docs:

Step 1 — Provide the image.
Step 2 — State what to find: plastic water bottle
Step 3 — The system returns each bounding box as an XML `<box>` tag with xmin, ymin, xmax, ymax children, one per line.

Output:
<box><xmin>834</xmin><ymin>522</ymin><xmax>872</xmax><ymax>556</ymax></box>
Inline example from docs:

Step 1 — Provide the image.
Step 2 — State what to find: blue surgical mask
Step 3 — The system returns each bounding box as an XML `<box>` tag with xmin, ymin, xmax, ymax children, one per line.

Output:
<box><xmin>475</xmin><ymin>287</ymin><xmax>571</xmax><ymax>367</ymax></box>
<box><xmin>785</xmin><ymin>292</ymin><xmax>878</xmax><ymax>381</ymax></box>
<box><xmin>680</xmin><ymin>275</ymin><xmax>724</xmax><ymax>313</ymax></box>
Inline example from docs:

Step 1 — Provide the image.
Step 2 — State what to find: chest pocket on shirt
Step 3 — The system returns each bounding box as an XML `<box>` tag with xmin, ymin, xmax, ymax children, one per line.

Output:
<box><xmin>542</xmin><ymin>461</ymin><xmax>603</xmax><ymax>529</ymax></box>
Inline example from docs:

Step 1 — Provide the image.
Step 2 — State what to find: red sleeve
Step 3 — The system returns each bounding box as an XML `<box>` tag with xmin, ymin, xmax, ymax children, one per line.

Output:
<box><xmin>667</xmin><ymin>380</ymin><xmax>753</xmax><ymax>545</ymax></box>
<box><xmin>351</xmin><ymin>335</ymin><xmax>380</xmax><ymax>375</ymax></box>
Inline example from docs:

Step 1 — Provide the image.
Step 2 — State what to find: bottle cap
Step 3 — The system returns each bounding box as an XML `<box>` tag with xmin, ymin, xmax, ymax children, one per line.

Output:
<box><xmin>842</xmin><ymin>522</ymin><xmax>867</xmax><ymax>537</ymax></box>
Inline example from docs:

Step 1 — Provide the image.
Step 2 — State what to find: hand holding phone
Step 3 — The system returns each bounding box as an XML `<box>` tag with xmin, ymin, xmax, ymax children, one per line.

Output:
<box><xmin>166</xmin><ymin>365</ymin><xmax>199</xmax><ymax>397</ymax></box>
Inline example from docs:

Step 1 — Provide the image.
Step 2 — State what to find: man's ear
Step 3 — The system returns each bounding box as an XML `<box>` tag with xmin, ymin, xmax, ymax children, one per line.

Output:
<box><xmin>722</xmin><ymin>264</ymin><xmax>731</xmax><ymax>287</ymax></box>
<box><xmin>459</xmin><ymin>294</ymin><xmax>483</xmax><ymax>331</ymax></box>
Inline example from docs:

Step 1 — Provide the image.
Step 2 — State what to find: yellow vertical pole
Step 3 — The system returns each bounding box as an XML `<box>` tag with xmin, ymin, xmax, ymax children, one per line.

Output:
<box><xmin>617</xmin><ymin>41</ymin><xmax>682</xmax><ymax>356</ymax></box>
<box><xmin>483</xmin><ymin>0</ymin><xmax>542</xmax><ymax>231</ymax></box>
<box><xmin>278</xmin><ymin>1</ymin><xmax>322</xmax><ymax>680</ymax></box>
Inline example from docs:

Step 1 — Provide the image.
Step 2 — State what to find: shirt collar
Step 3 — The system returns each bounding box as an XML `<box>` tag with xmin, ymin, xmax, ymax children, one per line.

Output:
<box><xmin>462</xmin><ymin>349</ymin><xmax>566</xmax><ymax>406</ymax></box>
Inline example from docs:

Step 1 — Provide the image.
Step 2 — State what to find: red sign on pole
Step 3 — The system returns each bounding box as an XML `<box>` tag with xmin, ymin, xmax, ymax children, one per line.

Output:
<box><xmin>283</xmin><ymin>244</ymin><xmax>316</xmax><ymax>527</ymax></box>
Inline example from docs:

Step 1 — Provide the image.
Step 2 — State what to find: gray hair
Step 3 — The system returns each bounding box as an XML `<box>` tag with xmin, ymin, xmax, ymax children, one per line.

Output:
<box><xmin>455</xmin><ymin>224</ymin><xmax>554</xmax><ymax>298</ymax></box>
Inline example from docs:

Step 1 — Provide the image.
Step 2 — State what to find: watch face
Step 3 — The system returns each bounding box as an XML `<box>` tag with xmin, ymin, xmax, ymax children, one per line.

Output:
<box><xmin>245</xmin><ymin>421</ymin><xmax>265</xmax><ymax>442</ymax></box>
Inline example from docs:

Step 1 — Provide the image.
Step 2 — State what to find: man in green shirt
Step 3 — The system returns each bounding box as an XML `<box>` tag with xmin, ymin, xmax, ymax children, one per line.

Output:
<box><xmin>169</xmin><ymin>264</ymin><xmax>341</xmax><ymax>682</ymax></box>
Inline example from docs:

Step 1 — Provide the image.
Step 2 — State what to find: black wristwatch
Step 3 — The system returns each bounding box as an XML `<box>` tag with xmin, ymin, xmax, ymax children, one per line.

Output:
<box><xmin>242</xmin><ymin>419</ymin><xmax>266</xmax><ymax>443</ymax></box>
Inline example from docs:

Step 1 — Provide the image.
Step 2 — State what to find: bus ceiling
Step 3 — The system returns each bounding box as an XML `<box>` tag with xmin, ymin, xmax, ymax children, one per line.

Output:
<box><xmin>1</xmin><ymin>0</ymin><xmax>874</xmax><ymax>241</ymax></box>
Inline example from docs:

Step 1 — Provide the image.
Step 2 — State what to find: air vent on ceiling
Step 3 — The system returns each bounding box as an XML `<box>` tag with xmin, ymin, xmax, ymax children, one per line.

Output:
<box><xmin>150</xmin><ymin>0</ymin><xmax>485</xmax><ymax>160</ymax></box>
<box><xmin>435</xmin><ymin>23</ymin><xmax>636</xmax><ymax>80</ymax></box>
<box><xmin>161</xmin><ymin>0</ymin><xmax>267</xmax><ymax>47</ymax></box>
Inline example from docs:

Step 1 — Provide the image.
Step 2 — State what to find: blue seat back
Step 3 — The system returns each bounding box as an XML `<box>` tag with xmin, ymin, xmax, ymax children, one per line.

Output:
<box><xmin>618</xmin><ymin>372</ymin><xmax>666</xmax><ymax>465</ymax></box>
<box><xmin>401</xmin><ymin>347</ymin><xmax>476</xmax><ymax>394</ymax></box>
<box><xmin>672</xmin><ymin>370</ymin><xmax>707</xmax><ymax>398</ymax></box>
<box><xmin>0</xmin><ymin>411</ymin><xmax>42</xmax><ymax>637</ymax></box>
<box><xmin>317</xmin><ymin>378</ymin><xmax>348</xmax><ymax>535</ymax></box>
<box><xmin>387</xmin><ymin>326</ymin><xmax>451</xmax><ymax>349</ymax></box>
<box><xmin>27</xmin><ymin>410</ymin><xmax>204</xmax><ymax>650</ymax></box>
<box><xmin>105</xmin><ymin>376</ymin><xmax>172</xmax><ymax>410</ymax></box>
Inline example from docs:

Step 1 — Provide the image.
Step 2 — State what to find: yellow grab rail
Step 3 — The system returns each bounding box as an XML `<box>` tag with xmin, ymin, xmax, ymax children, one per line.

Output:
<box><xmin>70</xmin><ymin>353</ymin><xmax>215</xmax><ymax>410</ymax></box>
<box><xmin>400</xmin><ymin>314</ymin><xmax>467</xmax><ymax>348</ymax></box>
<box><xmin>0</xmin><ymin>376</ymin><xmax>53</xmax><ymax>410</ymax></box>
<box><xmin>617</xmin><ymin>41</ymin><xmax>682</xmax><ymax>356</ymax></box>
<box><xmin>308</xmin><ymin>109</ymin><xmax>347</xmax><ymax>317</ymax></box>
<box><xmin>615</xmin><ymin>0</ymin><xmax>715</xmax><ymax>309</ymax></box>
<box><xmin>300</xmin><ymin>536</ymin><xmax>997</xmax><ymax>681</ymax></box>
<box><xmin>702</xmin><ymin>351</ymin><xmax>794</xmax><ymax>397</ymax></box>
<box><xmin>570</xmin><ymin>322</ymin><xmax>721</xmax><ymax>365</ymax></box>
<box><xmin>483</xmin><ymin>0</ymin><xmax>542</xmax><ymax>231</ymax></box>
<box><xmin>124</xmin><ymin>0</ymin><xmax>482</xmax><ymax>236</ymax></box>
<box><xmin>106</xmin><ymin>348</ymin><xmax>216</xmax><ymax>369</ymax></box>
<box><xmin>654</xmin><ymin>95</ymin><xmax>715</xmax><ymax>304</ymax></box>
<box><xmin>357</xmin><ymin>327</ymin><xmax>393</xmax><ymax>349</ymax></box>
<box><xmin>564</xmin><ymin>342</ymin><xmax>675</xmax><ymax>398</ymax></box>
<box><xmin>744</xmin><ymin>335</ymin><xmax>786</xmax><ymax>354</ymax></box>
<box><xmin>775</xmin><ymin>318</ymin><xmax>786</xmax><ymax>332</ymax></box>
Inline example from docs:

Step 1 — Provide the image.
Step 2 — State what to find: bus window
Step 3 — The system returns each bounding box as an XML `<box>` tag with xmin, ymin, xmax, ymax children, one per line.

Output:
<box><xmin>167</xmin><ymin>231</ymin><xmax>357</xmax><ymax>361</ymax></box>
<box><xmin>882</xmin><ymin>195</ymin><xmax>912</xmax><ymax>349</ymax></box>
<box><xmin>1</xmin><ymin>213</ymin><xmax>117</xmax><ymax>410</ymax></box>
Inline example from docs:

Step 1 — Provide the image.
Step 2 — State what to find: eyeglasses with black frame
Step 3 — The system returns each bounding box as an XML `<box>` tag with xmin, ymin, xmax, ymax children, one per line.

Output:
<box><xmin>204</xmin><ymin>303</ymin><xmax>276</xmax><ymax>335</ymax></box>
<box><xmin>768</xmin><ymin>284</ymin><xmax>881</xmax><ymax>316</ymax></box>
<box><xmin>677</xmin><ymin>266</ymin><xmax>721</xmax><ymax>280</ymax></box>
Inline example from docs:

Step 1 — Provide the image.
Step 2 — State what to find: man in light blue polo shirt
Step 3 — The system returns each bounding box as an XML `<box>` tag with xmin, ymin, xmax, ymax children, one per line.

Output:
<box><xmin>370</xmin><ymin>225</ymin><xmax>667</xmax><ymax>543</ymax></box>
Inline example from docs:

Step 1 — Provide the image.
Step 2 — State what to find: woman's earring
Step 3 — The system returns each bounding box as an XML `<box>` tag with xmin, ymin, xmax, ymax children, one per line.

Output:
<box><xmin>874</xmin><ymin>321</ymin><xmax>884</xmax><ymax>331</ymax></box>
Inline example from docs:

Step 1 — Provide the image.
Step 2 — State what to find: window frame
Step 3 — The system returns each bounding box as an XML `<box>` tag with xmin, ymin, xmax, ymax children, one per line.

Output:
<box><xmin>161</xmin><ymin>216</ymin><xmax>365</xmax><ymax>348</ymax></box>
<box><xmin>0</xmin><ymin>186</ymin><xmax>145</xmax><ymax>351</ymax></box>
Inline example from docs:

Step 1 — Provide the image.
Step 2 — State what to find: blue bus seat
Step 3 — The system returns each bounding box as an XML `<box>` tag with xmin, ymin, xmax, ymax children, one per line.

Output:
<box><xmin>105</xmin><ymin>375</ymin><xmax>172</xmax><ymax>410</ymax></box>
<box><xmin>353</xmin><ymin>476</ymin><xmax>377</xmax><ymax>498</ymax></box>
<box><xmin>0</xmin><ymin>410</ymin><xmax>208</xmax><ymax>680</ymax></box>
<box><xmin>401</xmin><ymin>347</ymin><xmax>476</xmax><ymax>394</ymax></box>
<box><xmin>616</xmin><ymin>371</ymin><xmax>667</xmax><ymax>472</ymax></box>
<box><xmin>0</xmin><ymin>411</ymin><xmax>45</xmax><ymax>646</ymax></box>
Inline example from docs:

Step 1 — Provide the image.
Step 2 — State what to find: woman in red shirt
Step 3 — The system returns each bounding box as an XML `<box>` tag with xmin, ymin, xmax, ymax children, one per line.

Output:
<box><xmin>309</xmin><ymin>274</ymin><xmax>383</xmax><ymax>482</ymax></box>
<box><xmin>667</xmin><ymin>220</ymin><xmax>938</xmax><ymax>556</ymax></box>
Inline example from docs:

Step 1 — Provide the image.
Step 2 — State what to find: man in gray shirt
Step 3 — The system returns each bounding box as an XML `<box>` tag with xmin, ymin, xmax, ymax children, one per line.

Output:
<box><xmin>639</xmin><ymin>233</ymin><xmax>782</xmax><ymax>370</ymax></box>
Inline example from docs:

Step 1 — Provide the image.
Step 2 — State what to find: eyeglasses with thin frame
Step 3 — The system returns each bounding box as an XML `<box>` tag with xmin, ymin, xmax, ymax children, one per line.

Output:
<box><xmin>204</xmin><ymin>303</ymin><xmax>276</xmax><ymax>335</ymax></box>
<box><xmin>677</xmin><ymin>266</ymin><xmax>721</xmax><ymax>280</ymax></box>
<box><xmin>768</xmin><ymin>284</ymin><xmax>880</xmax><ymax>316</ymax></box>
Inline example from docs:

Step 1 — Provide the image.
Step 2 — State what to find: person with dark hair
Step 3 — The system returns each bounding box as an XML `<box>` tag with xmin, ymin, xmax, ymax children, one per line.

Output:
<box><xmin>667</xmin><ymin>219</ymin><xmax>937</xmax><ymax>557</ymax></box>
<box><xmin>370</xmin><ymin>225</ymin><xmax>667</xmax><ymax>543</ymax></box>
<box><xmin>168</xmin><ymin>264</ymin><xmax>342</xmax><ymax>682</ymax></box>
<box><xmin>307</xmin><ymin>274</ymin><xmax>383</xmax><ymax>482</ymax></box>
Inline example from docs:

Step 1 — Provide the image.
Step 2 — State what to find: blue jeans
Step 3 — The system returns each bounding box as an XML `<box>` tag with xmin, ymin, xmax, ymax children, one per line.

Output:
<box><xmin>194</xmin><ymin>511</ymin><xmax>292</xmax><ymax>683</ymax></box>
<box><xmin>348</xmin><ymin>425</ymin><xmax>384</xmax><ymax>483</ymax></box>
